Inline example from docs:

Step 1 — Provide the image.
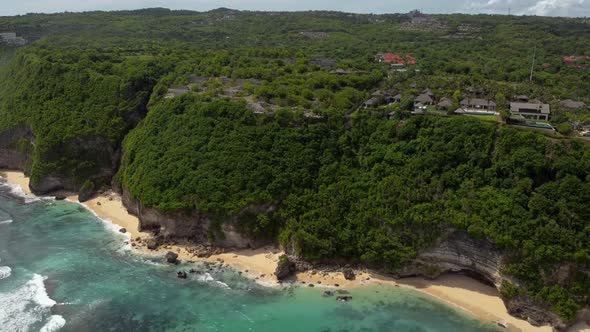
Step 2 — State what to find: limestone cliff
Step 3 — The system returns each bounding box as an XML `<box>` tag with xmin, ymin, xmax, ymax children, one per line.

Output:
<box><xmin>396</xmin><ymin>229</ymin><xmax>567</xmax><ymax>329</ymax></box>
<box><xmin>121</xmin><ymin>188</ymin><xmax>272</xmax><ymax>249</ymax></box>
<box><xmin>29</xmin><ymin>136</ymin><xmax>120</xmax><ymax>197</ymax></box>
<box><xmin>1</xmin><ymin>124</ymin><xmax>131</xmax><ymax>199</ymax></box>
<box><xmin>396</xmin><ymin>229</ymin><xmax>504</xmax><ymax>286</ymax></box>
<box><xmin>0</xmin><ymin>125</ymin><xmax>34</xmax><ymax>172</ymax></box>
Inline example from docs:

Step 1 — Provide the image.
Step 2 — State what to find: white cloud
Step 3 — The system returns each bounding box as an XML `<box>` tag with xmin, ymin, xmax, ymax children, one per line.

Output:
<box><xmin>465</xmin><ymin>0</ymin><xmax>590</xmax><ymax>16</ymax></box>
<box><xmin>528</xmin><ymin>0</ymin><xmax>588</xmax><ymax>16</ymax></box>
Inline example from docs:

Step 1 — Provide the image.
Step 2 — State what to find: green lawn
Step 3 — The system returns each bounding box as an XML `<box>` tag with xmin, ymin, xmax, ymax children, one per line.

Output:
<box><xmin>465</xmin><ymin>114</ymin><xmax>500</xmax><ymax>123</ymax></box>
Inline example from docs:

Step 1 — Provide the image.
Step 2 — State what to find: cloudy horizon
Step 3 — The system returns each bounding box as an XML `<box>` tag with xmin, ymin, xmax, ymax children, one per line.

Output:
<box><xmin>0</xmin><ymin>0</ymin><xmax>589</xmax><ymax>17</ymax></box>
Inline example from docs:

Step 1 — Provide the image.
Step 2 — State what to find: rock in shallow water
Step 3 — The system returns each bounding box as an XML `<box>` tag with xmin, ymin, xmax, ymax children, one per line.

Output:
<box><xmin>336</xmin><ymin>296</ymin><xmax>352</xmax><ymax>302</ymax></box>
<box><xmin>177</xmin><ymin>271</ymin><xmax>187</xmax><ymax>279</ymax></box>
<box><xmin>54</xmin><ymin>194</ymin><xmax>67</xmax><ymax>201</ymax></box>
<box><xmin>166</xmin><ymin>251</ymin><xmax>179</xmax><ymax>264</ymax></box>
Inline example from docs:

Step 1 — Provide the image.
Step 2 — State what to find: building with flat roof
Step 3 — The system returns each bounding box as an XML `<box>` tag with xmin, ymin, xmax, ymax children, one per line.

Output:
<box><xmin>510</xmin><ymin>102</ymin><xmax>550</xmax><ymax>121</ymax></box>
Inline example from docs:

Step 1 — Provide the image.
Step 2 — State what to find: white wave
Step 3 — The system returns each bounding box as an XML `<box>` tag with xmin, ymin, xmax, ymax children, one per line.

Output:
<box><xmin>0</xmin><ymin>266</ymin><xmax>11</xmax><ymax>280</ymax></box>
<box><xmin>31</xmin><ymin>274</ymin><xmax>56</xmax><ymax>308</ymax></box>
<box><xmin>0</xmin><ymin>274</ymin><xmax>61</xmax><ymax>332</ymax></box>
<box><xmin>67</xmin><ymin>200</ymin><xmax>132</xmax><ymax>249</ymax></box>
<box><xmin>137</xmin><ymin>257</ymin><xmax>166</xmax><ymax>267</ymax></box>
<box><xmin>198</xmin><ymin>272</ymin><xmax>215</xmax><ymax>282</ymax></box>
<box><xmin>0</xmin><ymin>180</ymin><xmax>53</xmax><ymax>204</ymax></box>
<box><xmin>196</xmin><ymin>272</ymin><xmax>231</xmax><ymax>289</ymax></box>
<box><xmin>215</xmin><ymin>281</ymin><xmax>231</xmax><ymax>289</ymax></box>
<box><xmin>0</xmin><ymin>219</ymin><xmax>12</xmax><ymax>225</ymax></box>
<box><xmin>40</xmin><ymin>315</ymin><xmax>66</xmax><ymax>332</ymax></box>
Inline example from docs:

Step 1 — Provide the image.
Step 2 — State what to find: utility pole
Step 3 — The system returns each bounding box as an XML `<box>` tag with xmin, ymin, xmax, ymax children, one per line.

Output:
<box><xmin>529</xmin><ymin>46</ymin><xmax>537</xmax><ymax>82</ymax></box>
<box><xmin>508</xmin><ymin>7</ymin><xmax>511</xmax><ymax>16</ymax></box>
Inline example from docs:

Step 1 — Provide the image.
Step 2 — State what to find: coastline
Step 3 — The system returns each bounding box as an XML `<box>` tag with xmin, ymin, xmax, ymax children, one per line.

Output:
<box><xmin>2</xmin><ymin>171</ymin><xmax>587</xmax><ymax>332</ymax></box>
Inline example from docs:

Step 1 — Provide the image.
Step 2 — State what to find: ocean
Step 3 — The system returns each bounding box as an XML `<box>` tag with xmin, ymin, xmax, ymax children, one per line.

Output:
<box><xmin>0</xmin><ymin>179</ymin><xmax>503</xmax><ymax>332</ymax></box>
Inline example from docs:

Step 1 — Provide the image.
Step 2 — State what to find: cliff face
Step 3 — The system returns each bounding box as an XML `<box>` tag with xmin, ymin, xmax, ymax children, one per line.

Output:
<box><xmin>397</xmin><ymin>229</ymin><xmax>567</xmax><ymax>329</ymax></box>
<box><xmin>121</xmin><ymin>188</ymin><xmax>271</xmax><ymax>249</ymax></box>
<box><xmin>0</xmin><ymin>125</ymin><xmax>34</xmax><ymax>172</ymax></box>
<box><xmin>30</xmin><ymin>136</ymin><xmax>120</xmax><ymax>195</ymax></box>
<box><xmin>397</xmin><ymin>229</ymin><xmax>504</xmax><ymax>286</ymax></box>
<box><xmin>0</xmin><ymin>124</ymin><xmax>122</xmax><ymax>196</ymax></box>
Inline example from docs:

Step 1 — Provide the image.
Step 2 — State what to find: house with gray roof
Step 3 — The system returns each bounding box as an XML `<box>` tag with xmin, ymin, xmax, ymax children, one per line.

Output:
<box><xmin>437</xmin><ymin>97</ymin><xmax>453</xmax><ymax>110</ymax></box>
<box><xmin>0</xmin><ymin>32</ymin><xmax>27</xmax><ymax>46</ymax></box>
<box><xmin>510</xmin><ymin>102</ymin><xmax>550</xmax><ymax>121</ymax></box>
<box><xmin>459</xmin><ymin>98</ymin><xmax>497</xmax><ymax>113</ymax></box>
<box><xmin>414</xmin><ymin>93</ymin><xmax>434</xmax><ymax>106</ymax></box>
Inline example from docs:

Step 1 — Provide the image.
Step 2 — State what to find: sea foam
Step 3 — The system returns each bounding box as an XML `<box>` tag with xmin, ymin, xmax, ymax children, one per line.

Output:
<box><xmin>67</xmin><ymin>199</ymin><xmax>132</xmax><ymax>250</ymax></box>
<box><xmin>0</xmin><ymin>266</ymin><xmax>11</xmax><ymax>280</ymax></box>
<box><xmin>40</xmin><ymin>315</ymin><xmax>66</xmax><ymax>332</ymax></box>
<box><xmin>0</xmin><ymin>179</ymin><xmax>52</xmax><ymax>204</ymax></box>
<box><xmin>0</xmin><ymin>274</ymin><xmax>64</xmax><ymax>331</ymax></box>
<box><xmin>196</xmin><ymin>272</ymin><xmax>231</xmax><ymax>289</ymax></box>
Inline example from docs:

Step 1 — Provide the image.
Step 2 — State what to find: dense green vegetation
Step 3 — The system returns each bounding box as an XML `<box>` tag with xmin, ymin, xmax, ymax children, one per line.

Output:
<box><xmin>0</xmin><ymin>41</ymin><xmax>164</xmax><ymax>185</ymax></box>
<box><xmin>0</xmin><ymin>8</ymin><xmax>589</xmax><ymax>321</ymax></box>
<box><xmin>120</xmin><ymin>96</ymin><xmax>589</xmax><ymax>320</ymax></box>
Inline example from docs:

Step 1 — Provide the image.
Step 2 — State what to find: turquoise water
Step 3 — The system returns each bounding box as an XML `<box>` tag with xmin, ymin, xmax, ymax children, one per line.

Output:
<box><xmin>0</xmin><ymin>180</ymin><xmax>502</xmax><ymax>332</ymax></box>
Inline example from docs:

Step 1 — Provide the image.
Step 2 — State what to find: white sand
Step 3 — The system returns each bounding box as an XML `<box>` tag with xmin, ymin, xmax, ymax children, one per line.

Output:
<box><xmin>2</xmin><ymin>171</ymin><xmax>32</xmax><ymax>195</ymax></box>
<box><xmin>2</xmin><ymin>171</ymin><xmax>583</xmax><ymax>332</ymax></box>
<box><xmin>67</xmin><ymin>192</ymin><xmax>150</xmax><ymax>240</ymax></box>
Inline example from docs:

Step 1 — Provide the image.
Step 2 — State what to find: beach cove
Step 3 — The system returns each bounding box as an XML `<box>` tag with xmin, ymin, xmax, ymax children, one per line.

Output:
<box><xmin>1</xmin><ymin>170</ymin><xmax>588</xmax><ymax>332</ymax></box>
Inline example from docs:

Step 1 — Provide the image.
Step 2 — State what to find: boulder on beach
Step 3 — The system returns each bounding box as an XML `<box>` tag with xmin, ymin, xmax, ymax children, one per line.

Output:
<box><xmin>274</xmin><ymin>255</ymin><xmax>296</xmax><ymax>280</ymax></box>
<box><xmin>78</xmin><ymin>181</ymin><xmax>96</xmax><ymax>202</ymax></box>
<box><xmin>54</xmin><ymin>194</ymin><xmax>67</xmax><ymax>201</ymax></box>
<box><xmin>146</xmin><ymin>238</ymin><xmax>160</xmax><ymax>250</ymax></box>
<box><xmin>119</xmin><ymin>228</ymin><xmax>127</xmax><ymax>234</ymax></box>
<box><xmin>166</xmin><ymin>251</ymin><xmax>179</xmax><ymax>264</ymax></box>
<box><xmin>343</xmin><ymin>268</ymin><xmax>355</xmax><ymax>280</ymax></box>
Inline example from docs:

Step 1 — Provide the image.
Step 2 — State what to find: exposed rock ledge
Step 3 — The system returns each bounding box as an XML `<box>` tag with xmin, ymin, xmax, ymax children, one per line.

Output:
<box><xmin>121</xmin><ymin>188</ymin><xmax>272</xmax><ymax>249</ymax></box>
<box><xmin>0</xmin><ymin>125</ymin><xmax>34</xmax><ymax>172</ymax></box>
<box><xmin>1</xmin><ymin>126</ymin><xmax>119</xmax><ymax>197</ymax></box>
<box><xmin>395</xmin><ymin>229</ymin><xmax>567</xmax><ymax>329</ymax></box>
<box><xmin>396</xmin><ymin>229</ymin><xmax>504</xmax><ymax>287</ymax></box>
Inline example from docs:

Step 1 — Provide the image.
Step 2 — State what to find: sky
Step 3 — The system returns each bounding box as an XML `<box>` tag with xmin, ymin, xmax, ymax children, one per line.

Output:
<box><xmin>0</xmin><ymin>0</ymin><xmax>589</xmax><ymax>17</ymax></box>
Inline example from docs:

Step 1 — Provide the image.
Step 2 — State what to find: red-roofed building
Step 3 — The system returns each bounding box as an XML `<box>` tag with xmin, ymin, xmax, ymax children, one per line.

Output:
<box><xmin>563</xmin><ymin>56</ymin><xmax>589</xmax><ymax>69</ymax></box>
<box><xmin>376</xmin><ymin>53</ymin><xmax>417</xmax><ymax>66</ymax></box>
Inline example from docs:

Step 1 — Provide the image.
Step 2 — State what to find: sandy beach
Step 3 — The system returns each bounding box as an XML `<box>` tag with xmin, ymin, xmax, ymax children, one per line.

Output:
<box><xmin>2</xmin><ymin>171</ymin><xmax>33</xmax><ymax>195</ymax></box>
<box><xmin>2</xmin><ymin>170</ymin><xmax>588</xmax><ymax>332</ymax></box>
<box><xmin>67</xmin><ymin>192</ymin><xmax>150</xmax><ymax>240</ymax></box>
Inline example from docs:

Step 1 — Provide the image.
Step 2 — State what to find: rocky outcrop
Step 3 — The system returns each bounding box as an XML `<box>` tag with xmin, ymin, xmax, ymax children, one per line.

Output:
<box><xmin>505</xmin><ymin>296</ymin><xmax>566</xmax><ymax>329</ymax></box>
<box><xmin>121</xmin><ymin>188</ymin><xmax>272</xmax><ymax>249</ymax></box>
<box><xmin>343</xmin><ymin>268</ymin><xmax>355</xmax><ymax>281</ymax></box>
<box><xmin>0</xmin><ymin>125</ymin><xmax>34</xmax><ymax>172</ymax></box>
<box><xmin>396</xmin><ymin>229</ymin><xmax>574</xmax><ymax>329</ymax></box>
<box><xmin>396</xmin><ymin>229</ymin><xmax>504</xmax><ymax>287</ymax></box>
<box><xmin>30</xmin><ymin>136</ymin><xmax>120</xmax><ymax>195</ymax></box>
<box><xmin>166</xmin><ymin>251</ymin><xmax>179</xmax><ymax>264</ymax></box>
<box><xmin>275</xmin><ymin>255</ymin><xmax>297</xmax><ymax>280</ymax></box>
